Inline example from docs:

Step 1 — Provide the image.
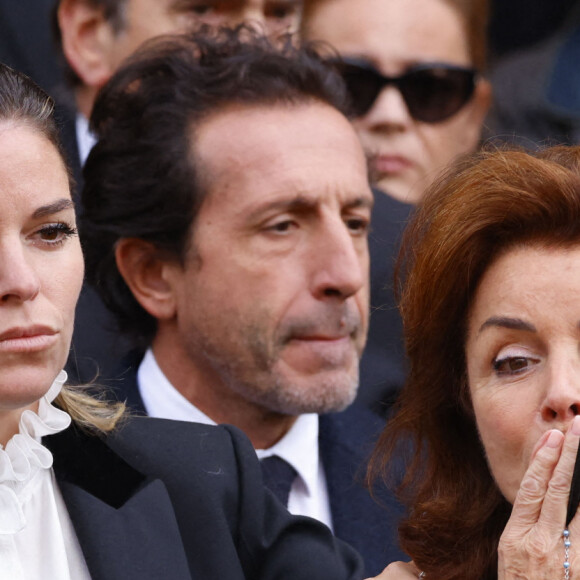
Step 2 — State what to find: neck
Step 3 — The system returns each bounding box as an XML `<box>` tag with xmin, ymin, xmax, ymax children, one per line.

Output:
<box><xmin>151</xmin><ymin>334</ymin><xmax>297</xmax><ymax>450</ymax></box>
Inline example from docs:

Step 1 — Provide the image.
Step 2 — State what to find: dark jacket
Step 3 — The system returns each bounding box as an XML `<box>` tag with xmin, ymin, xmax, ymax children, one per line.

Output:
<box><xmin>45</xmin><ymin>418</ymin><xmax>364</xmax><ymax>579</ymax></box>
<box><xmin>359</xmin><ymin>189</ymin><xmax>413</xmax><ymax>413</ymax></box>
<box><xmin>110</xmin><ymin>359</ymin><xmax>406</xmax><ymax>577</ymax></box>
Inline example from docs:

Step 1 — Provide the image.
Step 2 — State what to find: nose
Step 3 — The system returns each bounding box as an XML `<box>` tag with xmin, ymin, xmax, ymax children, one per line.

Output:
<box><xmin>236</xmin><ymin>7</ymin><xmax>267</xmax><ymax>30</ymax></box>
<box><xmin>541</xmin><ymin>361</ymin><xmax>580</xmax><ymax>423</ymax></box>
<box><xmin>0</xmin><ymin>241</ymin><xmax>40</xmax><ymax>304</ymax></box>
<box><xmin>362</xmin><ymin>86</ymin><xmax>413</xmax><ymax>133</ymax></box>
<box><xmin>310</xmin><ymin>219</ymin><xmax>368</xmax><ymax>301</ymax></box>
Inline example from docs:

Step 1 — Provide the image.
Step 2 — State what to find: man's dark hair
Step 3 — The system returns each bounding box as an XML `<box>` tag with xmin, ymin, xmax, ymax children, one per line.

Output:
<box><xmin>53</xmin><ymin>0</ymin><xmax>128</xmax><ymax>88</ymax></box>
<box><xmin>80</xmin><ymin>26</ymin><xmax>350</xmax><ymax>347</ymax></box>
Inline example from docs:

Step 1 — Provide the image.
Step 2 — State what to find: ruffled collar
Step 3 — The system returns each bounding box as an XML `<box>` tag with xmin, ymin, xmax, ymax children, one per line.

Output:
<box><xmin>0</xmin><ymin>370</ymin><xmax>71</xmax><ymax>533</ymax></box>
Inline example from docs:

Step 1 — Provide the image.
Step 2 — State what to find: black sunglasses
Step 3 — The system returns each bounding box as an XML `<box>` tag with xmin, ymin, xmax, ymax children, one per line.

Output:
<box><xmin>333</xmin><ymin>58</ymin><xmax>478</xmax><ymax>123</ymax></box>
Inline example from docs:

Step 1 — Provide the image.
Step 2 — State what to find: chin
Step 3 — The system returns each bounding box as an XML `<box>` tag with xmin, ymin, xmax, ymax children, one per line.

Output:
<box><xmin>275</xmin><ymin>371</ymin><xmax>359</xmax><ymax>415</ymax></box>
<box><xmin>0</xmin><ymin>362</ymin><xmax>62</xmax><ymax>404</ymax></box>
<box><xmin>375</xmin><ymin>175</ymin><xmax>420</xmax><ymax>204</ymax></box>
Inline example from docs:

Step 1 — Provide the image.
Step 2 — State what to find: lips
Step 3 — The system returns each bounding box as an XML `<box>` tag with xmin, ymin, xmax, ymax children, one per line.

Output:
<box><xmin>0</xmin><ymin>325</ymin><xmax>58</xmax><ymax>353</ymax></box>
<box><xmin>373</xmin><ymin>154</ymin><xmax>413</xmax><ymax>175</ymax></box>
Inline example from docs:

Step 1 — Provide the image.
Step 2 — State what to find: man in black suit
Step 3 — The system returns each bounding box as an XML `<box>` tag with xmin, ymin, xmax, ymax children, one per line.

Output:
<box><xmin>80</xmin><ymin>28</ymin><xmax>404</xmax><ymax>576</ymax></box>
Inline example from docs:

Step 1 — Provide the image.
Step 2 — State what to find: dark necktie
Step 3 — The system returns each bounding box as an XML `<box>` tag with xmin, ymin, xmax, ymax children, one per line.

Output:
<box><xmin>260</xmin><ymin>455</ymin><xmax>298</xmax><ymax>507</ymax></box>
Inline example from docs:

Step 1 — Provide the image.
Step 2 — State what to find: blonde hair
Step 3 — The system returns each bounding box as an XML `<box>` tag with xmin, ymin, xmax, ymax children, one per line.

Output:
<box><xmin>56</xmin><ymin>387</ymin><xmax>125</xmax><ymax>433</ymax></box>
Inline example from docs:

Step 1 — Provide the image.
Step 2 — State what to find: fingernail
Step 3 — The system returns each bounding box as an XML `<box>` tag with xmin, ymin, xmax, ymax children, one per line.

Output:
<box><xmin>572</xmin><ymin>416</ymin><xmax>580</xmax><ymax>435</ymax></box>
<box><xmin>546</xmin><ymin>430</ymin><xmax>564</xmax><ymax>448</ymax></box>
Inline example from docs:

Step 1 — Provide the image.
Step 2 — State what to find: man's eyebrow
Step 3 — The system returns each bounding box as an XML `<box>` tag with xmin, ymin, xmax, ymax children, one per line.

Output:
<box><xmin>32</xmin><ymin>199</ymin><xmax>75</xmax><ymax>219</ymax></box>
<box><xmin>478</xmin><ymin>316</ymin><xmax>537</xmax><ymax>335</ymax></box>
<box><xmin>345</xmin><ymin>196</ymin><xmax>374</xmax><ymax>211</ymax></box>
<box><xmin>247</xmin><ymin>194</ymin><xmax>373</xmax><ymax>220</ymax></box>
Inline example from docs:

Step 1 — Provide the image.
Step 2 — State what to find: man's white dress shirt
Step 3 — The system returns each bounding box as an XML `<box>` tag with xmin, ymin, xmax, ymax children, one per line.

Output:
<box><xmin>75</xmin><ymin>114</ymin><xmax>96</xmax><ymax>166</ymax></box>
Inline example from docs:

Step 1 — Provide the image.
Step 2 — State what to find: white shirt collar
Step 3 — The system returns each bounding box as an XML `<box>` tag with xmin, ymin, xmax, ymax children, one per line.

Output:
<box><xmin>75</xmin><ymin>114</ymin><xmax>97</xmax><ymax>166</ymax></box>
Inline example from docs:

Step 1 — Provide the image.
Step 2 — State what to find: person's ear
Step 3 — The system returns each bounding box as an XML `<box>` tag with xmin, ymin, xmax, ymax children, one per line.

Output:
<box><xmin>115</xmin><ymin>238</ymin><xmax>178</xmax><ymax>321</ymax></box>
<box><xmin>471</xmin><ymin>77</ymin><xmax>493</xmax><ymax>129</ymax></box>
<box><xmin>58</xmin><ymin>0</ymin><xmax>119</xmax><ymax>90</ymax></box>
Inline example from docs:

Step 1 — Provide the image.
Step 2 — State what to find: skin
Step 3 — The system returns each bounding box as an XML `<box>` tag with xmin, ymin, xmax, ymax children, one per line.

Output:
<box><xmin>466</xmin><ymin>245</ymin><xmax>580</xmax><ymax>504</ymax></box>
<box><xmin>59</xmin><ymin>0</ymin><xmax>302</xmax><ymax>117</ymax></box>
<box><xmin>0</xmin><ymin>123</ymin><xmax>84</xmax><ymax>446</ymax></box>
<box><xmin>373</xmin><ymin>244</ymin><xmax>580</xmax><ymax>578</ymax></box>
<box><xmin>303</xmin><ymin>0</ymin><xmax>490</xmax><ymax>204</ymax></box>
<box><xmin>123</xmin><ymin>102</ymin><xmax>372</xmax><ymax>449</ymax></box>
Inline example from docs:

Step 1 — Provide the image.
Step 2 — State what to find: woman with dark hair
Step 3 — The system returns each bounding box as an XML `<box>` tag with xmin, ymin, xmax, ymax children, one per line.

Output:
<box><xmin>370</xmin><ymin>145</ymin><xmax>580</xmax><ymax>579</ymax></box>
<box><xmin>0</xmin><ymin>62</ymin><xmax>362</xmax><ymax>580</ymax></box>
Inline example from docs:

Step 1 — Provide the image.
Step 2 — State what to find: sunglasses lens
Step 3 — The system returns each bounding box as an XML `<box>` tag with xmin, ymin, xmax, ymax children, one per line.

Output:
<box><xmin>338</xmin><ymin>64</ymin><xmax>383</xmax><ymax>118</ymax></box>
<box><xmin>401</xmin><ymin>67</ymin><xmax>475</xmax><ymax>123</ymax></box>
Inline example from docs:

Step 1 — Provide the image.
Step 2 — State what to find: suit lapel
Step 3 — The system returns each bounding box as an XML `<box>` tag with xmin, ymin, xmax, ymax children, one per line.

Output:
<box><xmin>45</xmin><ymin>426</ymin><xmax>192</xmax><ymax>580</ymax></box>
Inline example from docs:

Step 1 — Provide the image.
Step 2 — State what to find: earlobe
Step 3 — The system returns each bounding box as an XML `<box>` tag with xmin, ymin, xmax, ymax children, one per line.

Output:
<box><xmin>58</xmin><ymin>0</ymin><xmax>118</xmax><ymax>91</ymax></box>
<box><xmin>473</xmin><ymin>77</ymin><xmax>493</xmax><ymax>123</ymax></box>
<box><xmin>115</xmin><ymin>239</ymin><xmax>178</xmax><ymax>321</ymax></box>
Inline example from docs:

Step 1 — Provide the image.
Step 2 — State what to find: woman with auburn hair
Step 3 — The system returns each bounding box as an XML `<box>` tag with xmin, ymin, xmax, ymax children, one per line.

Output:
<box><xmin>370</xmin><ymin>145</ymin><xmax>580</xmax><ymax>579</ymax></box>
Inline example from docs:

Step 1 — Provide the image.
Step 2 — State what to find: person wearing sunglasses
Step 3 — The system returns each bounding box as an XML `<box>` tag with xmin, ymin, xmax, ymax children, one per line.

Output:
<box><xmin>302</xmin><ymin>0</ymin><xmax>491</xmax><ymax>205</ymax></box>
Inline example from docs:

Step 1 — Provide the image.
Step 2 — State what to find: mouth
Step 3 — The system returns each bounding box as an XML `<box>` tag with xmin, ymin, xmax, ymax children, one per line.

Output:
<box><xmin>373</xmin><ymin>154</ymin><xmax>413</xmax><ymax>176</ymax></box>
<box><xmin>0</xmin><ymin>326</ymin><xmax>59</xmax><ymax>353</ymax></box>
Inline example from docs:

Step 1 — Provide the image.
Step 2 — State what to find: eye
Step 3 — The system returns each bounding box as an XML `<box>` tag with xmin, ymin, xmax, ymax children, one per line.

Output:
<box><xmin>32</xmin><ymin>223</ymin><xmax>78</xmax><ymax>247</ymax></box>
<box><xmin>267</xmin><ymin>4</ymin><xmax>297</xmax><ymax>20</ymax></box>
<box><xmin>191</xmin><ymin>4</ymin><xmax>212</xmax><ymax>14</ymax></box>
<box><xmin>345</xmin><ymin>216</ymin><xmax>370</xmax><ymax>235</ymax></box>
<box><xmin>267</xmin><ymin>219</ymin><xmax>297</xmax><ymax>234</ymax></box>
<box><xmin>493</xmin><ymin>356</ymin><xmax>539</xmax><ymax>376</ymax></box>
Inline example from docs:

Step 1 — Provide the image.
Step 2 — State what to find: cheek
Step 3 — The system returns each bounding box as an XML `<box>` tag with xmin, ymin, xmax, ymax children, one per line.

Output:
<box><xmin>350</xmin><ymin>118</ymin><xmax>375</xmax><ymax>147</ymax></box>
<box><xmin>49</xmin><ymin>247</ymin><xmax>84</xmax><ymax>325</ymax></box>
<box><xmin>472</xmin><ymin>391</ymin><xmax>536</xmax><ymax>501</ymax></box>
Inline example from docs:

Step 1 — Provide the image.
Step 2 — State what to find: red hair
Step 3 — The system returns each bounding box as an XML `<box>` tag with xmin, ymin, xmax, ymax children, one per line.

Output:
<box><xmin>371</xmin><ymin>145</ymin><xmax>580</xmax><ymax>579</ymax></box>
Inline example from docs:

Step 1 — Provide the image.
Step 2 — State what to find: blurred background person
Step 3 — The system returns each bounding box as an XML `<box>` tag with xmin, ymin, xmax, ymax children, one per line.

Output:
<box><xmin>370</xmin><ymin>145</ymin><xmax>580</xmax><ymax>579</ymax></box>
<box><xmin>302</xmin><ymin>0</ymin><xmax>491</xmax><ymax>205</ymax></box>
<box><xmin>55</xmin><ymin>0</ymin><xmax>302</xmax><ymax>179</ymax></box>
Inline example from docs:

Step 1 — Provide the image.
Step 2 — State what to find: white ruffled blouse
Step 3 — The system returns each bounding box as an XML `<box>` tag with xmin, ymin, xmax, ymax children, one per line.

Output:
<box><xmin>0</xmin><ymin>371</ymin><xmax>91</xmax><ymax>579</ymax></box>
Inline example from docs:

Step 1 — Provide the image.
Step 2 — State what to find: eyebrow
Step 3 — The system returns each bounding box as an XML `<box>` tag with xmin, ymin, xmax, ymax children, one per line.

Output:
<box><xmin>248</xmin><ymin>194</ymin><xmax>373</xmax><ymax>220</ymax></box>
<box><xmin>32</xmin><ymin>199</ymin><xmax>75</xmax><ymax>219</ymax></box>
<box><xmin>478</xmin><ymin>316</ymin><xmax>537</xmax><ymax>335</ymax></box>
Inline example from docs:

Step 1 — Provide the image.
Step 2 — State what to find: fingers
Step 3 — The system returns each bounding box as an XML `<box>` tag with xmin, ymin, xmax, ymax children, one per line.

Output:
<box><xmin>508</xmin><ymin>429</ymin><xmax>564</xmax><ymax>532</ymax></box>
<box><xmin>540</xmin><ymin>416</ymin><xmax>580</xmax><ymax>531</ymax></box>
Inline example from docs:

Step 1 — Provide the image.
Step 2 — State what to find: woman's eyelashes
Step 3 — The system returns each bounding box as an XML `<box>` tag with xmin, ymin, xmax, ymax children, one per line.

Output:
<box><xmin>32</xmin><ymin>222</ymin><xmax>78</xmax><ymax>247</ymax></box>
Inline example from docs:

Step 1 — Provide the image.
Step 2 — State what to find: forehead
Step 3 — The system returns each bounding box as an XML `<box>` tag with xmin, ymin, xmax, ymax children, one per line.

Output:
<box><xmin>305</xmin><ymin>0</ymin><xmax>470</xmax><ymax>70</ymax></box>
<box><xmin>470</xmin><ymin>245</ymin><xmax>580</xmax><ymax>325</ymax></box>
<box><xmin>192</xmin><ymin>102</ymin><xmax>372</xmax><ymax>215</ymax></box>
<box><xmin>0</xmin><ymin>123</ymin><xmax>70</xmax><ymax>216</ymax></box>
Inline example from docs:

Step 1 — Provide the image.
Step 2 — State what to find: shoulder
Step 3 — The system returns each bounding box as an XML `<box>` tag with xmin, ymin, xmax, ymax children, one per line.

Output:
<box><xmin>108</xmin><ymin>417</ymin><xmax>256</xmax><ymax>483</ymax></box>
